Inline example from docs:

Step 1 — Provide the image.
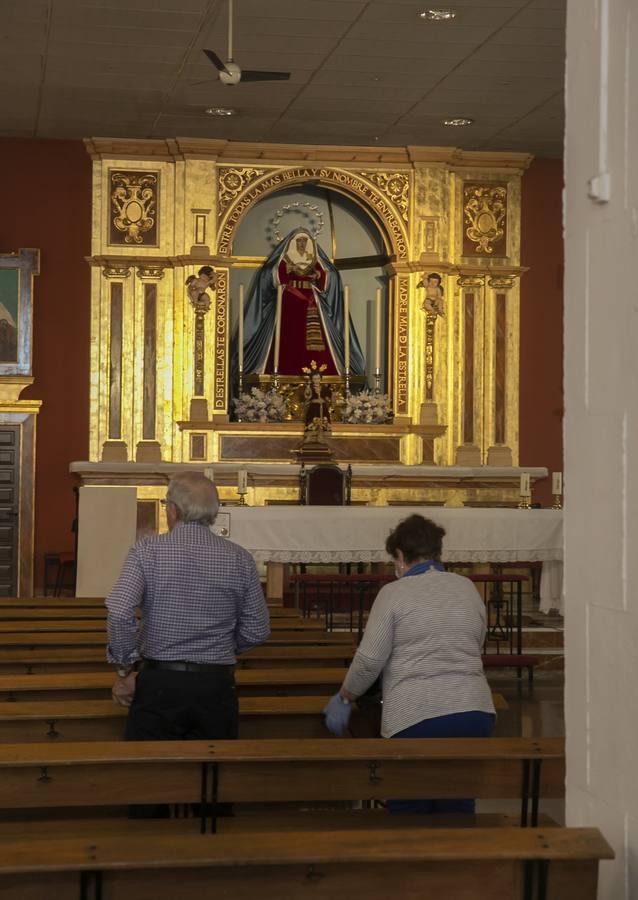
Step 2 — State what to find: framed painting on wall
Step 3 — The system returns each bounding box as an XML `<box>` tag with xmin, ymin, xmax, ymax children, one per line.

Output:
<box><xmin>0</xmin><ymin>248</ymin><xmax>39</xmax><ymax>375</ymax></box>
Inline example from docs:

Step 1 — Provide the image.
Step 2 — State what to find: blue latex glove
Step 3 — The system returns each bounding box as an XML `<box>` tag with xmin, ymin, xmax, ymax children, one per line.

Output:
<box><xmin>323</xmin><ymin>692</ymin><xmax>352</xmax><ymax>736</ymax></box>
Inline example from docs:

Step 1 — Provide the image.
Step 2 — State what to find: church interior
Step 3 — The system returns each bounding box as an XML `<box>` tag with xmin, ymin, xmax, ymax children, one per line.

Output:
<box><xmin>0</xmin><ymin>0</ymin><xmax>633</xmax><ymax>896</ymax></box>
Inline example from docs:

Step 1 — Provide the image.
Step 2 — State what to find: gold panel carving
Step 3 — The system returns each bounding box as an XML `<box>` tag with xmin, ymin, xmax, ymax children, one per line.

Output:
<box><xmin>457</xmin><ymin>275</ymin><xmax>486</xmax><ymax>288</ymax></box>
<box><xmin>395</xmin><ymin>276</ymin><xmax>409</xmax><ymax>414</ymax></box>
<box><xmin>218</xmin><ymin>167</ymin><xmax>267</xmax><ymax>218</ymax></box>
<box><xmin>359</xmin><ymin>171</ymin><xmax>409</xmax><ymax>222</ymax></box>
<box><xmin>136</xmin><ymin>265</ymin><xmax>164</xmax><ymax>280</ymax></box>
<box><xmin>109</xmin><ymin>171</ymin><xmax>158</xmax><ymax>246</ymax></box>
<box><xmin>488</xmin><ymin>275</ymin><xmax>515</xmax><ymax>290</ymax></box>
<box><xmin>463</xmin><ymin>184</ymin><xmax>507</xmax><ymax>256</ymax></box>
<box><xmin>217</xmin><ymin>167</ymin><xmax>408</xmax><ymax>259</ymax></box>
<box><xmin>213</xmin><ymin>269</ymin><xmax>228</xmax><ymax>412</ymax></box>
<box><xmin>102</xmin><ymin>265</ymin><xmax>131</xmax><ymax>279</ymax></box>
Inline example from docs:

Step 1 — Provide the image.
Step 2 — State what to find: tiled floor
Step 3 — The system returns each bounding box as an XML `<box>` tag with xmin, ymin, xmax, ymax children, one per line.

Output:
<box><xmin>488</xmin><ymin>671</ymin><xmax>565</xmax><ymax>739</ymax></box>
<box><xmin>482</xmin><ymin>671</ymin><xmax>565</xmax><ymax>824</ymax></box>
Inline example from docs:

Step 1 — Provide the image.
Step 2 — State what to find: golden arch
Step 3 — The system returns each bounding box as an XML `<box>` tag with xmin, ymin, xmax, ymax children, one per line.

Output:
<box><xmin>216</xmin><ymin>166</ymin><xmax>409</xmax><ymax>260</ymax></box>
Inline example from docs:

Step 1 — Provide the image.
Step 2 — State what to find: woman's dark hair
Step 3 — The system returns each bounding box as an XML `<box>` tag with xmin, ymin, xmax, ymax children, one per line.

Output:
<box><xmin>385</xmin><ymin>514</ymin><xmax>446</xmax><ymax>563</ymax></box>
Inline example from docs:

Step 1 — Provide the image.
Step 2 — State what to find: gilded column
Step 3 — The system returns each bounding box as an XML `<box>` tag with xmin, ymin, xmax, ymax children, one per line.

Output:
<box><xmin>135</xmin><ymin>266</ymin><xmax>164</xmax><ymax>462</ymax></box>
<box><xmin>455</xmin><ymin>275</ymin><xmax>485</xmax><ymax>466</ymax></box>
<box><xmin>485</xmin><ymin>275</ymin><xmax>519</xmax><ymax>466</ymax></box>
<box><xmin>101</xmin><ymin>266</ymin><xmax>131</xmax><ymax>462</ymax></box>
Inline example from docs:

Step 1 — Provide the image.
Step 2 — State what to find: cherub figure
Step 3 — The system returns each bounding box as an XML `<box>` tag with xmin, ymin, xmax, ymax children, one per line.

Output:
<box><xmin>186</xmin><ymin>265</ymin><xmax>217</xmax><ymax>310</ymax></box>
<box><xmin>417</xmin><ymin>271</ymin><xmax>445</xmax><ymax>317</ymax></box>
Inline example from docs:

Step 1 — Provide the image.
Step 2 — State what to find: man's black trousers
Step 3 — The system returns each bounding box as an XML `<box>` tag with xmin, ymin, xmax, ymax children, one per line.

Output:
<box><xmin>125</xmin><ymin>666</ymin><xmax>238</xmax><ymax>818</ymax></box>
<box><xmin>125</xmin><ymin>666</ymin><xmax>238</xmax><ymax>742</ymax></box>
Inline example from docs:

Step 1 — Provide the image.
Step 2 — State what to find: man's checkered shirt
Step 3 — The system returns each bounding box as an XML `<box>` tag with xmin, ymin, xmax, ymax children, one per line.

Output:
<box><xmin>106</xmin><ymin>521</ymin><xmax>270</xmax><ymax>666</ymax></box>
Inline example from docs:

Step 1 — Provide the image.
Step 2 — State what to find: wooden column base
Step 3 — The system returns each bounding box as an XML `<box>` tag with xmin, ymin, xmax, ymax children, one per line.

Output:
<box><xmin>101</xmin><ymin>440</ymin><xmax>128</xmax><ymax>462</ymax></box>
<box><xmin>135</xmin><ymin>441</ymin><xmax>162</xmax><ymax>463</ymax></box>
<box><xmin>487</xmin><ymin>445</ymin><xmax>513</xmax><ymax>466</ymax></box>
<box><xmin>455</xmin><ymin>443</ymin><xmax>482</xmax><ymax>466</ymax></box>
<box><xmin>189</xmin><ymin>398</ymin><xmax>209</xmax><ymax>421</ymax></box>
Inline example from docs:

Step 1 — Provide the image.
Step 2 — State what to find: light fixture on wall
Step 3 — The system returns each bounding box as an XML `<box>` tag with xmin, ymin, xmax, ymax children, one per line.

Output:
<box><xmin>205</xmin><ymin>107</ymin><xmax>237</xmax><ymax>117</ymax></box>
<box><xmin>443</xmin><ymin>117</ymin><xmax>473</xmax><ymax>127</ymax></box>
<box><xmin>420</xmin><ymin>9</ymin><xmax>456</xmax><ymax>20</ymax></box>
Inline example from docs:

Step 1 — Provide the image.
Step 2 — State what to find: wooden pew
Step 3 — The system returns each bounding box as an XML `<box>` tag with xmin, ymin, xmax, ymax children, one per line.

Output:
<box><xmin>0</xmin><ymin>668</ymin><xmax>351</xmax><ymax>701</ymax></box>
<box><xmin>0</xmin><ymin>827</ymin><xmax>613</xmax><ymax>900</ymax></box>
<box><xmin>0</xmin><ymin>598</ymin><xmax>298</xmax><ymax>616</ymax></box>
<box><xmin>0</xmin><ymin>645</ymin><xmax>356</xmax><ymax>675</ymax></box>
<box><xmin>0</xmin><ymin>736</ymin><xmax>562</xmax><ymax>827</ymax></box>
<box><xmin>0</xmin><ymin>597</ymin><xmax>302</xmax><ymax>619</ymax></box>
<box><xmin>0</xmin><ymin>605</ymin><xmax>302</xmax><ymax>620</ymax></box>
<box><xmin>0</xmin><ymin>630</ymin><xmax>355</xmax><ymax>647</ymax></box>
<box><xmin>0</xmin><ymin>694</ymin><xmax>508</xmax><ymax>743</ymax></box>
<box><xmin>0</xmin><ymin>697</ymin><xmax>337</xmax><ymax>741</ymax></box>
<box><xmin>0</xmin><ymin>617</ymin><xmax>324</xmax><ymax>632</ymax></box>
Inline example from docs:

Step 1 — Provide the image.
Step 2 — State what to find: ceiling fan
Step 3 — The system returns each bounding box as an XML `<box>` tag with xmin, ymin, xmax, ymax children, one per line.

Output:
<box><xmin>203</xmin><ymin>0</ymin><xmax>291</xmax><ymax>85</ymax></box>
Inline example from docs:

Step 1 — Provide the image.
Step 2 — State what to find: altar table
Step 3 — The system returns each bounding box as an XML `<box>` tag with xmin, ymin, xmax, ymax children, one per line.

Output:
<box><xmin>220</xmin><ymin>507</ymin><xmax>563</xmax><ymax>613</ymax></box>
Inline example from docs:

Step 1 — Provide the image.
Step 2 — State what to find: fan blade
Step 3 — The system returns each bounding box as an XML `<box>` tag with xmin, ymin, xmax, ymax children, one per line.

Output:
<box><xmin>203</xmin><ymin>49</ymin><xmax>230</xmax><ymax>75</ymax></box>
<box><xmin>240</xmin><ymin>69</ymin><xmax>291</xmax><ymax>82</ymax></box>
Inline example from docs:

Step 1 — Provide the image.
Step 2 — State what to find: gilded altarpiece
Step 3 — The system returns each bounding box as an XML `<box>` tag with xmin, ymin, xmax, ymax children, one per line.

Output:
<box><xmin>83</xmin><ymin>139</ymin><xmax>530</xmax><ymax>504</ymax></box>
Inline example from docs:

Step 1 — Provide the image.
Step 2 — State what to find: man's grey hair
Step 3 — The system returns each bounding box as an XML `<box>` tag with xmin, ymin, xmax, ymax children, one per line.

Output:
<box><xmin>166</xmin><ymin>472</ymin><xmax>219</xmax><ymax>525</ymax></box>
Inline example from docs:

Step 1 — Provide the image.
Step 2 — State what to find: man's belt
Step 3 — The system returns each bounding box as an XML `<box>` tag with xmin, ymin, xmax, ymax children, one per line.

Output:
<box><xmin>141</xmin><ymin>659</ymin><xmax>234</xmax><ymax>673</ymax></box>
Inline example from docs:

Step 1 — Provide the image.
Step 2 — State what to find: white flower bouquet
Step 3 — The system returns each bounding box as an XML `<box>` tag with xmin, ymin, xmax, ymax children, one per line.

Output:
<box><xmin>232</xmin><ymin>387</ymin><xmax>288</xmax><ymax>422</ymax></box>
<box><xmin>342</xmin><ymin>390</ymin><xmax>393</xmax><ymax>424</ymax></box>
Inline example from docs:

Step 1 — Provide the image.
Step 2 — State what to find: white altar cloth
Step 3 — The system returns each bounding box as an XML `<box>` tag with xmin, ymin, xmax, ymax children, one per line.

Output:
<box><xmin>223</xmin><ymin>506</ymin><xmax>564</xmax><ymax>613</ymax></box>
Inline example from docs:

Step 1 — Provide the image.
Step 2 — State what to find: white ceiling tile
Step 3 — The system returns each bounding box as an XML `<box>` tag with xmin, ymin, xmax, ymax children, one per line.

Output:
<box><xmin>359</xmin><ymin>2</ymin><xmax>525</xmax><ymax>26</ymax></box>
<box><xmin>490</xmin><ymin>26</ymin><xmax>565</xmax><ymax>45</ymax></box>
<box><xmin>46</xmin><ymin>40</ymin><xmax>189</xmax><ymax>64</ymax></box>
<box><xmin>47</xmin><ymin>23</ymin><xmax>197</xmax><ymax>46</ymax></box>
<box><xmin>0</xmin><ymin>0</ymin><xmax>567</xmax><ymax>156</ymax></box>
<box><xmin>233</xmin><ymin>0</ymin><xmax>365</xmax><ymax>21</ymax></box>
<box><xmin>51</xmin><ymin>6</ymin><xmax>204</xmax><ymax>30</ymax></box>
<box><xmin>300</xmin><ymin>83</ymin><xmax>425</xmax><ymax>103</ymax></box>
<box><xmin>0</xmin><ymin>0</ymin><xmax>50</xmax><ymax>22</ymax></box>
<box><xmin>71</xmin><ymin>0</ymin><xmax>210</xmax><ymax>11</ymax></box>
<box><xmin>507</xmin><ymin>6</ymin><xmax>567</xmax><ymax>28</ymax></box>
<box><xmin>472</xmin><ymin>42</ymin><xmax>564</xmax><ymax>62</ymax></box>
<box><xmin>229</xmin><ymin>16</ymin><xmax>350</xmax><ymax>39</ymax></box>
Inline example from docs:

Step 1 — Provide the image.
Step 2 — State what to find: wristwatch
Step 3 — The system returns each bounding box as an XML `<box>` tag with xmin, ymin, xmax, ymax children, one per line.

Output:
<box><xmin>115</xmin><ymin>665</ymin><xmax>134</xmax><ymax>678</ymax></box>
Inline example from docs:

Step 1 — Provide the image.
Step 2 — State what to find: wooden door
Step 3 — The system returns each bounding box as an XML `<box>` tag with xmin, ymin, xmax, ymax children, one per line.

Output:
<box><xmin>0</xmin><ymin>427</ymin><xmax>20</xmax><ymax>596</ymax></box>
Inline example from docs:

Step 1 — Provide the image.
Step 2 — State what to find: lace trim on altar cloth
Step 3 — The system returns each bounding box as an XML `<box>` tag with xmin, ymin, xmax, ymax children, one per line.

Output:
<box><xmin>250</xmin><ymin>550</ymin><xmax>564</xmax><ymax>564</ymax></box>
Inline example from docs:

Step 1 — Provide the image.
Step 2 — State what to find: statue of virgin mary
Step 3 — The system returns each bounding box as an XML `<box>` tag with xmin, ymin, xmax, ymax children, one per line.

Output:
<box><xmin>238</xmin><ymin>228</ymin><xmax>364</xmax><ymax>376</ymax></box>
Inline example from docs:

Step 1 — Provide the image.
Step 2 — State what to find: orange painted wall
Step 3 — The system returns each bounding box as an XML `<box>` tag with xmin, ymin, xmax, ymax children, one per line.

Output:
<box><xmin>519</xmin><ymin>158</ymin><xmax>565</xmax><ymax>506</ymax></box>
<box><xmin>0</xmin><ymin>138</ymin><xmax>91</xmax><ymax>589</ymax></box>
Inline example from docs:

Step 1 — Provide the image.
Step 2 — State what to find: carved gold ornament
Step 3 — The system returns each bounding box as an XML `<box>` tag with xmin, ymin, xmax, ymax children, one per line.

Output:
<box><xmin>488</xmin><ymin>275</ymin><xmax>515</xmax><ymax>290</ymax></box>
<box><xmin>457</xmin><ymin>275</ymin><xmax>485</xmax><ymax>288</ymax></box>
<box><xmin>218</xmin><ymin>167</ymin><xmax>266</xmax><ymax>217</ymax></box>
<box><xmin>463</xmin><ymin>185</ymin><xmax>507</xmax><ymax>255</ymax></box>
<box><xmin>110</xmin><ymin>172</ymin><xmax>158</xmax><ymax>245</ymax></box>
<box><xmin>102</xmin><ymin>264</ymin><xmax>131</xmax><ymax>279</ymax></box>
<box><xmin>360</xmin><ymin>171</ymin><xmax>409</xmax><ymax>222</ymax></box>
<box><xmin>137</xmin><ymin>265</ymin><xmax>164</xmax><ymax>280</ymax></box>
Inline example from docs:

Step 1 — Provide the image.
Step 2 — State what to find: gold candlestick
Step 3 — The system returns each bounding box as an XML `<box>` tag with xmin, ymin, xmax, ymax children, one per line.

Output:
<box><xmin>552</xmin><ymin>494</ymin><xmax>562</xmax><ymax>510</ymax></box>
<box><xmin>518</xmin><ymin>495</ymin><xmax>531</xmax><ymax>510</ymax></box>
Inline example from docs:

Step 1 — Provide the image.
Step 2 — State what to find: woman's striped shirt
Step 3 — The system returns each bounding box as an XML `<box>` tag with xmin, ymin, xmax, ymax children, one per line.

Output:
<box><xmin>342</xmin><ymin>570</ymin><xmax>496</xmax><ymax>737</ymax></box>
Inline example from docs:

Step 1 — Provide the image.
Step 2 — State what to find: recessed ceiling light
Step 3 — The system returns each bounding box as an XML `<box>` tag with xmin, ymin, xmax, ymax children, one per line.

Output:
<box><xmin>443</xmin><ymin>117</ymin><xmax>473</xmax><ymax>127</ymax></box>
<box><xmin>420</xmin><ymin>9</ymin><xmax>456</xmax><ymax>20</ymax></box>
<box><xmin>205</xmin><ymin>107</ymin><xmax>236</xmax><ymax>117</ymax></box>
